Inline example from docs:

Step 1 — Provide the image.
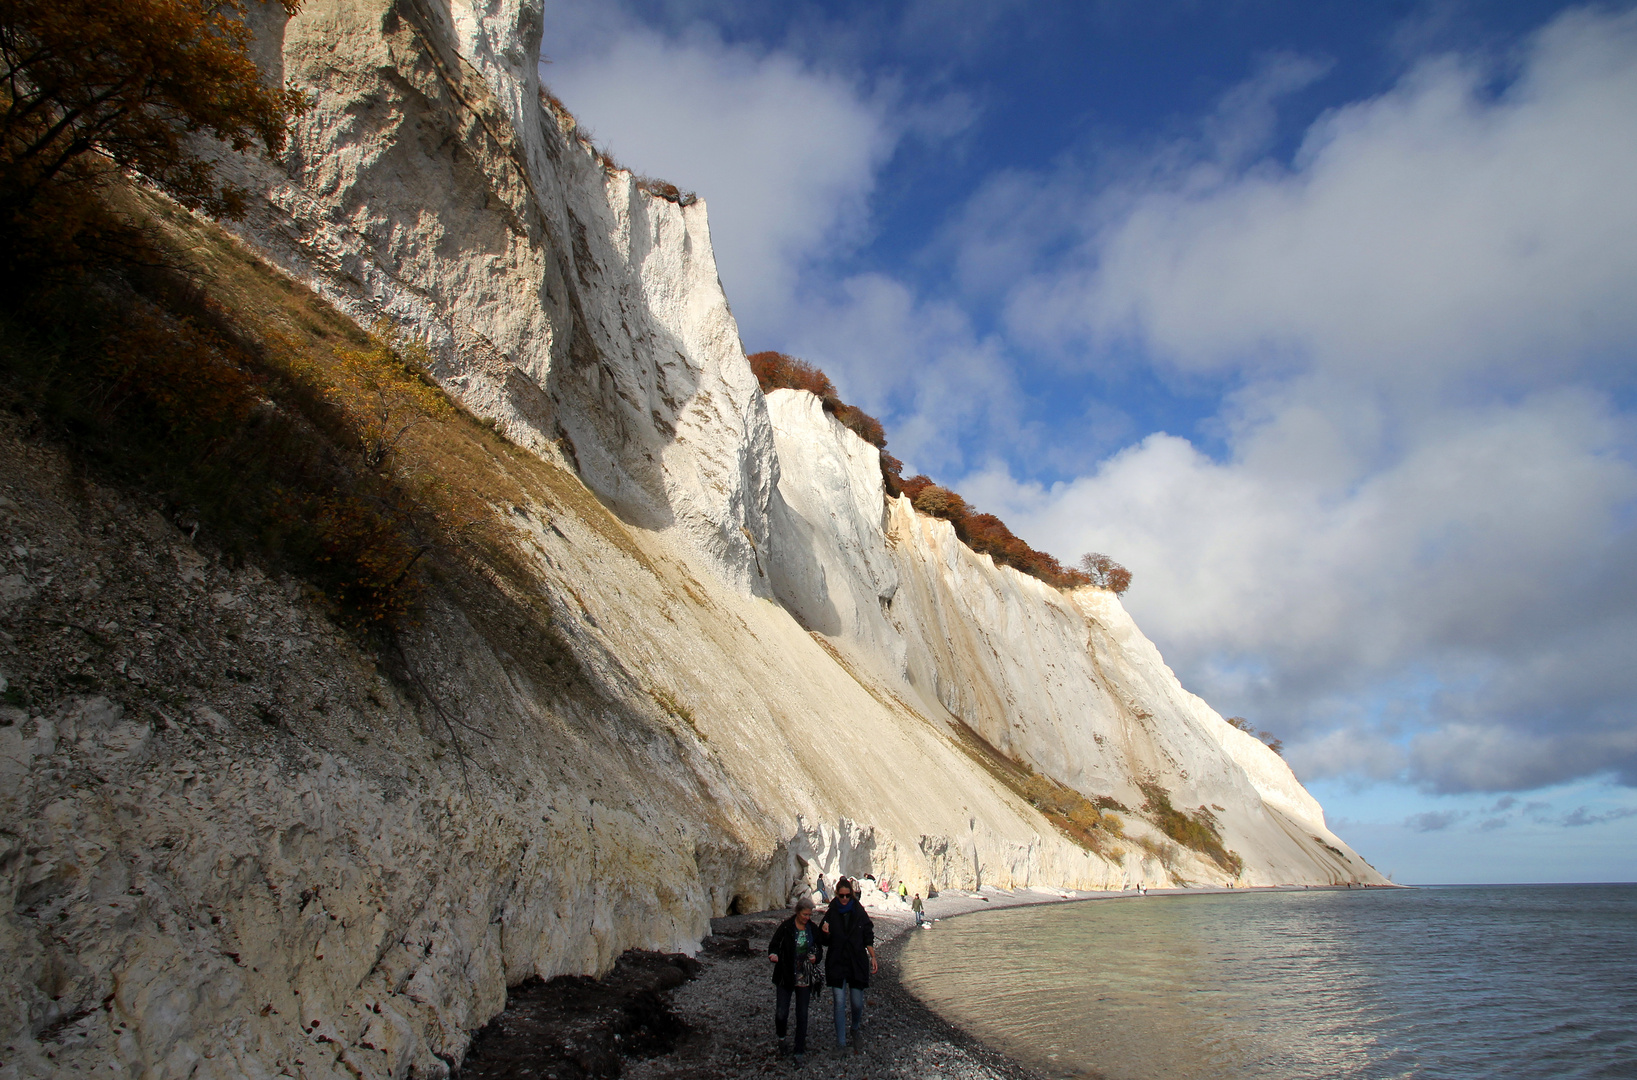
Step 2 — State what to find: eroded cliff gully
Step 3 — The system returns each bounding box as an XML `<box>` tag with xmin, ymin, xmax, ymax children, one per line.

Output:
<box><xmin>0</xmin><ymin>1</ymin><xmax>1383</xmax><ymax>1076</ymax></box>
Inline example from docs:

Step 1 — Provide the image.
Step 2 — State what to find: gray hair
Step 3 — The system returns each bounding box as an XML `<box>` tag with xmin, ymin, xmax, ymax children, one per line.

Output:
<box><xmin>794</xmin><ymin>896</ymin><xmax>815</xmax><ymax>912</ymax></box>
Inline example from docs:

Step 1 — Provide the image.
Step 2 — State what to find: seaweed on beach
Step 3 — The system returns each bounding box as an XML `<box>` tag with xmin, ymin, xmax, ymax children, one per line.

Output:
<box><xmin>457</xmin><ymin>952</ymin><xmax>699</xmax><ymax>1079</ymax></box>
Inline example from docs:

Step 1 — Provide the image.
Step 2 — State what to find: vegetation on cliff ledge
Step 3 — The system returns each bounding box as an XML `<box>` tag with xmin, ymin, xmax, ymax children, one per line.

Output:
<box><xmin>0</xmin><ymin>0</ymin><xmax>307</xmax><ymax>275</ymax></box>
<box><xmin>1138</xmin><ymin>780</ymin><xmax>1244</xmax><ymax>876</ymax></box>
<box><xmin>749</xmin><ymin>350</ymin><xmax>1131</xmax><ymax>594</ymax></box>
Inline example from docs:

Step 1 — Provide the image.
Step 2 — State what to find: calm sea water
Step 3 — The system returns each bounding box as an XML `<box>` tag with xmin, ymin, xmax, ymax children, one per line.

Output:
<box><xmin>897</xmin><ymin>885</ymin><xmax>1637</xmax><ymax>1080</ymax></box>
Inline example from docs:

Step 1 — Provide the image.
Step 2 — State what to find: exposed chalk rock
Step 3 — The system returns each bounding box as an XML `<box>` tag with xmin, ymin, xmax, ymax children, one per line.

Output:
<box><xmin>0</xmin><ymin>1</ymin><xmax>1384</xmax><ymax>1077</ymax></box>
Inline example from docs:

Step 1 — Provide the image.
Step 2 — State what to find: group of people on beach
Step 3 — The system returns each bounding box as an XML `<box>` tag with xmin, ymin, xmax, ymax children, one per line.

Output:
<box><xmin>765</xmin><ymin>875</ymin><xmax>900</xmax><ymax>1065</ymax></box>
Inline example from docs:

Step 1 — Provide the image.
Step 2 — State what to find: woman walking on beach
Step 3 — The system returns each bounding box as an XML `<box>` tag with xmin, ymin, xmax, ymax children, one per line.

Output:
<box><xmin>767</xmin><ymin>898</ymin><xmax>823</xmax><ymax>1064</ymax></box>
<box><xmin>820</xmin><ymin>877</ymin><xmax>877</xmax><ymax>1054</ymax></box>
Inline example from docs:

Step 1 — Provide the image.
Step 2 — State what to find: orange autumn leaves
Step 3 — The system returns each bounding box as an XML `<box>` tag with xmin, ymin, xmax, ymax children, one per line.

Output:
<box><xmin>748</xmin><ymin>350</ymin><xmax>1131</xmax><ymax>594</ymax></box>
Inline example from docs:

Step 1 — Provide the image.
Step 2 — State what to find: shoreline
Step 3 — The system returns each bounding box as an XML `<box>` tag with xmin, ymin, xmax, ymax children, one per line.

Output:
<box><xmin>460</xmin><ymin>882</ymin><xmax>1391</xmax><ymax>1078</ymax></box>
<box><xmin>911</xmin><ymin>879</ymin><xmax>1395</xmax><ymax>925</ymax></box>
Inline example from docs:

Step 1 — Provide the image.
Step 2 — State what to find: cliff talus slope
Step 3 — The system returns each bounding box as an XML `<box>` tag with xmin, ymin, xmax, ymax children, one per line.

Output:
<box><xmin>1</xmin><ymin>1</ymin><xmax>1380</xmax><ymax>1077</ymax></box>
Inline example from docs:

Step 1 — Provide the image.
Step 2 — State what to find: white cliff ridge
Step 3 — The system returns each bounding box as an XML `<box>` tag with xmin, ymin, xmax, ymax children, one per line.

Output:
<box><xmin>0</xmin><ymin>1</ymin><xmax>1384</xmax><ymax>1078</ymax></box>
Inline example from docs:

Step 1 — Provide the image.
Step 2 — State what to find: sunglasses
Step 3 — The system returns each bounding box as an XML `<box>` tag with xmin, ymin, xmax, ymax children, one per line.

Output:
<box><xmin>836</xmin><ymin>891</ymin><xmax>852</xmax><ymax>897</ymax></box>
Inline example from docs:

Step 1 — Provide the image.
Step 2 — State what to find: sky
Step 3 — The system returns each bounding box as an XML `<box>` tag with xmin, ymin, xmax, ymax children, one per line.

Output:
<box><xmin>538</xmin><ymin>0</ymin><xmax>1637</xmax><ymax>884</ymax></box>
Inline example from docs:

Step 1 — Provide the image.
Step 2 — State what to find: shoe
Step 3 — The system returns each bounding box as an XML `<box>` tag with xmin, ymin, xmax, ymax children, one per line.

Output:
<box><xmin>792</xmin><ymin>1053</ymin><xmax>804</xmax><ymax>1067</ymax></box>
<box><xmin>777</xmin><ymin>1038</ymin><xmax>789</xmax><ymax>1057</ymax></box>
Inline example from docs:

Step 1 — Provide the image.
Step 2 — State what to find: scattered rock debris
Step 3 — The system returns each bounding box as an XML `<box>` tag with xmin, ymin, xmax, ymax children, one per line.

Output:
<box><xmin>460</xmin><ymin>912</ymin><xmax>1044</xmax><ymax>1080</ymax></box>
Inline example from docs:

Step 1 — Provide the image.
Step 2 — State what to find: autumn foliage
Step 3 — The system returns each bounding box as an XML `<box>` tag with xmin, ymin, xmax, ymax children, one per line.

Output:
<box><xmin>906</xmin><ymin>480</ymin><xmax>1093</xmax><ymax>589</ymax></box>
<box><xmin>749</xmin><ymin>350</ymin><xmax>1133</xmax><ymax>592</ymax></box>
<box><xmin>749</xmin><ymin>351</ymin><xmax>835</xmax><ymax>399</ymax></box>
<box><xmin>748</xmin><ymin>350</ymin><xmax>889</xmax><ymax>449</ymax></box>
<box><xmin>1079</xmin><ymin>552</ymin><xmax>1132</xmax><ymax>595</ymax></box>
<box><xmin>1</xmin><ymin>270</ymin><xmax>434</xmax><ymax>628</ymax></box>
<box><xmin>1138</xmin><ymin>780</ymin><xmax>1243</xmax><ymax>875</ymax></box>
<box><xmin>0</xmin><ymin>0</ymin><xmax>306</xmax><ymax>269</ymax></box>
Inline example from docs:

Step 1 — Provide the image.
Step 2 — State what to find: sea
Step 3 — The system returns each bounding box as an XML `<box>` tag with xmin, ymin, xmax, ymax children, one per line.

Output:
<box><xmin>896</xmin><ymin>884</ymin><xmax>1637</xmax><ymax>1080</ymax></box>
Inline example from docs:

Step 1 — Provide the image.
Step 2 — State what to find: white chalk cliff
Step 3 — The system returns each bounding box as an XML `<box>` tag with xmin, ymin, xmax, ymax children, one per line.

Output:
<box><xmin>0</xmin><ymin>1</ymin><xmax>1383</xmax><ymax>1077</ymax></box>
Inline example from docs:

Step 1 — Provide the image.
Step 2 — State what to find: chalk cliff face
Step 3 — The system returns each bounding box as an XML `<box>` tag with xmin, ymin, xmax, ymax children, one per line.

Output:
<box><xmin>0</xmin><ymin>1</ymin><xmax>1383</xmax><ymax>1077</ymax></box>
<box><xmin>764</xmin><ymin>389</ymin><xmax>1357</xmax><ymax>886</ymax></box>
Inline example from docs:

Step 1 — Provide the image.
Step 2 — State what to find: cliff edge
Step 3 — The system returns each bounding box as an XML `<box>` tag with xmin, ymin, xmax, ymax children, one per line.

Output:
<box><xmin>0</xmin><ymin>1</ymin><xmax>1382</xmax><ymax>1077</ymax></box>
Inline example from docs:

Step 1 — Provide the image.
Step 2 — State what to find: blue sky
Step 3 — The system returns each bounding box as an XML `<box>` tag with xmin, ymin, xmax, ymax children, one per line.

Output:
<box><xmin>540</xmin><ymin>0</ymin><xmax>1637</xmax><ymax>884</ymax></box>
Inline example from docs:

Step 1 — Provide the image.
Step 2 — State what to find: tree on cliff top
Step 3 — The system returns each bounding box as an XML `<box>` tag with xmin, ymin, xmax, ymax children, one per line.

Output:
<box><xmin>0</xmin><ymin>0</ymin><xmax>305</xmax><ymax>268</ymax></box>
<box><xmin>1080</xmin><ymin>552</ymin><xmax>1133</xmax><ymax>595</ymax></box>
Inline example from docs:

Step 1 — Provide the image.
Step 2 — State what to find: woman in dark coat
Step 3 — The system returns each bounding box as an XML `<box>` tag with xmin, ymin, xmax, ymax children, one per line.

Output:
<box><xmin>766</xmin><ymin>897</ymin><xmax>823</xmax><ymax>1063</ymax></box>
<box><xmin>819</xmin><ymin>877</ymin><xmax>877</xmax><ymax>1053</ymax></box>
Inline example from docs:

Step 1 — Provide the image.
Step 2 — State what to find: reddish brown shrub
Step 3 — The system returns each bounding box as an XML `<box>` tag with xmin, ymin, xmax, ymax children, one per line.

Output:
<box><xmin>912</xmin><ymin>484</ymin><xmax>969</xmax><ymax>520</ymax></box>
<box><xmin>0</xmin><ymin>0</ymin><xmax>307</xmax><ymax>269</ymax></box>
<box><xmin>830</xmin><ymin>402</ymin><xmax>886</xmax><ymax>448</ymax></box>
<box><xmin>747</xmin><ymin>351</ymin><xmax>887</xmax><ymax>447</ymax></box>
<box><xmin>748</xmin><ymin>351</ymin><xmax>836</xmax><ymax>399</ymax></box>
<box><xmin>1079</xmin><ymin>552</ymin><xmax>1133</xmax><ymax>594</ymax></box>
<box><xmin>744</xmin><ymin>350</ymin><xmax>1103</xmax><ymax>591</ymax></box>
<box><xmin>635</xmin><ymin>176</ymin><xmax>699</xmax><ymax>206</ymax></box>
<box><xmin>896</xmin><ymin>473</ymin><xmax>935</xmax><ymax>502</ymax></box>
<box><xmin>880</xmin><ymin>451</ymin><xmax>907</xmax><ymax>495</ymax></box>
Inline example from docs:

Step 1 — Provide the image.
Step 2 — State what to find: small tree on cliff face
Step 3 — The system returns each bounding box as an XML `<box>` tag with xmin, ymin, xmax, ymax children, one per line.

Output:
<box><xmin>1225</xmin><ymin>716</ymin><xmax>1284</xmax><ymax>757</ymax></box>
<box><xmin>0</xmin><ymin>0</ymin><xmax>306</xmax><ymax>267</ymax></box>
<box><xmin>1079</xmin><ymin>552</ymin><xmax>1132</xmax><ymax>595</ymax></box>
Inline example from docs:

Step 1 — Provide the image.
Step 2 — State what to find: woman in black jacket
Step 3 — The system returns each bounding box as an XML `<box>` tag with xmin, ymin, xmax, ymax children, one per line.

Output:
<box><xmin>766</xmin><ymin>897</ymin><xmax>823</xmax><ymax>1063</ymax></box>
<box><xmin>819</xmin><ymin>877</ymin><xmax>877</xmax><ymax>1053</ymax></box>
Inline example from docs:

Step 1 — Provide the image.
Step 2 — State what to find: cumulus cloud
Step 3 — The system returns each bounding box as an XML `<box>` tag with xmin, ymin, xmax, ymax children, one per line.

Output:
<box><xmin>1011</xmin><ymin>8</ymin><xmax>1637</xmax><ymax>389</ymax></box>
<box><xmin>539</xmin><ymin>2</ymin><xmax>1637</xmax><ymax>799</ymax></box>
<box><xmin>776</xmin><ymin>273</ymin><xmax>1021</xmax><ymax>474</ymax></box>
<box><xmin>973</xmin><ymin>7</ymin><xmax>1637</xmax><ymax>793</ymax></box>
<box><xmin>540</xmin><ymin>2</ymin><xmax>898</xmax><ymax>339</ymax></box>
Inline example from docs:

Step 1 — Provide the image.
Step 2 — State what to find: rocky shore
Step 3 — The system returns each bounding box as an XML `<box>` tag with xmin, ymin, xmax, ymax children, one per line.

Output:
<box><xmin>455</xmin><ymin>887</ymin><xmax>1109</xmax><ymax>1079</ymax></box>
<box><xmin>457</xmin><ymin>883</ymin><xmax>1397</xmax><ymax>1079</ymax></box>
<box><xmin>457</xmin><ymin>899</ymin><xmax>1045</xmax><ymax>1080</ymax></box>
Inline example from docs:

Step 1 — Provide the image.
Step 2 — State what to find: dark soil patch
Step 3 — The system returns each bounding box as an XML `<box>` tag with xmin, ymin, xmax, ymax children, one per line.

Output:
<box><xmin>458</xmin><ymin>952</ymin><xmax>701</xmax><ymax>1079</ymax></box>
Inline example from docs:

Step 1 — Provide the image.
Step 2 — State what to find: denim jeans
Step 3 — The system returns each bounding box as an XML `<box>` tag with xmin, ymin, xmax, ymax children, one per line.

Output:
<box><xmin>775</xmin><ymin>985</ymin><xmax>810</xmax><ymax>1054</ymax></box>
<box><xmin>832</xmin><ymin>982</ymin><xmax>866</xmax><ymax>1046</ymax></box>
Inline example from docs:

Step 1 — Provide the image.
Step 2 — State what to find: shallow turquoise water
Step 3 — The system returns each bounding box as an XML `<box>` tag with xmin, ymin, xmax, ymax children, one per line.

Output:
<box><xmin>897</xmin><ymin>885</ymin><xmax>1637</xmax><ymax>1080</ymax></box>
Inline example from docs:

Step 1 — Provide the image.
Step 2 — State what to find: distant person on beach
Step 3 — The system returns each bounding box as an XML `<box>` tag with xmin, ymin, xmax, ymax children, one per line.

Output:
<box><xmin>820</xmin><ymin>877</ymin><xmax>877</xmax><ymax>1054</ymax></box>
<box><xmin>767</xmin><ymin>897</ymin><xmax>823</xmax><ymax>1064</ymax></box>
<box><xmin>898</xmin><ymin>882</ymin><xmax>908</xmax><ymax>901</ymax></box>
<box><xmin>815</xmin><ymin>875</ymin><xmax>828</xmax><ymax>902</ymax></box>
<box><xmin>912</xmin><ymin>894</ymin><xmax>924</xmax><ymax>925</ymax></box>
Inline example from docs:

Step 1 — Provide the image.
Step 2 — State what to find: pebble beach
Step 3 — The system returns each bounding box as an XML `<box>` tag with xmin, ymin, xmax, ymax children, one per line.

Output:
<box><xmin>461</xmin><ymin>883</ymin><xmax>1295</xmax><ymax>1079</ymax></box>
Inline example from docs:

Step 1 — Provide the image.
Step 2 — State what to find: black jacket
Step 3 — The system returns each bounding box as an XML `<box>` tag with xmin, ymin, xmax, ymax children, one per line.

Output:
<box><xmin>819</xmin><ymin>900</ymin><xmax>874</xmax><ymax>988</ymax></box>
<box><xmin>767</xmin><ymin>915</ymin><xmax>824</xmax><ymax>988</ymax></box>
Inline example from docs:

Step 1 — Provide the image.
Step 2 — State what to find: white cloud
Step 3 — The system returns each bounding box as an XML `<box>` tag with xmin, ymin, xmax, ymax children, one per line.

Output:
<box><xmin>538</xmin><ymin>2</ymin><xmax>1637</xmax><ymax>797</ymax></box>
<box><xmin>970</xmin><ymin>7</ymin><xmax>1637</xmax><ymax>793</ymax></box>
<box><xmin>779</xmin><ymin>273</ymin><xmax>1018</xmax><ymax>474</ymax></box>
<box><xmin>540</xmin><ymin>3</ymin><xmax>897</xmax><ymax>340</ymax></box>
<box><xmin>1012</xmin><ymin>8</ymin><xmax>1637</xmax><ymax>391</ymax></box>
